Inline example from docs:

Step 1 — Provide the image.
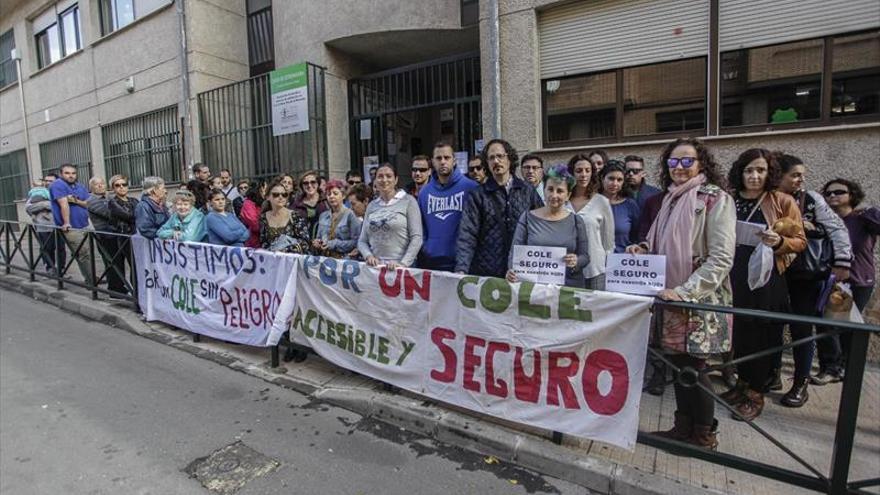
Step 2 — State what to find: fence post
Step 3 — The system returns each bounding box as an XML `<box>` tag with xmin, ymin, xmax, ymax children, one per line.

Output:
<box><xmin>828</xmin><ymin>328</ymin><xmax>869</xmax><ymax>495</ymax></box>
<box><xmin>3</xmin><ymin>223</ymin><xmax>10</xmax><ymax>274</ymax></box>
<box><xmin>27</xmin><ymin>226</ymin><xmax>35</xmax><ymax>282</ymax></box>
<box><xmin>129</xmin><ymin>236</ymin><xmax>141</xmax><ymax>313</ymax></box>
<box><xmin>55</xmin><ymin>229</ymin><xmax>64</xmax><ymax>290</ymax></box>
<box><xmin>89</xmin><ymin>233</ymin><xmax>98</xmax><ymax>300</ymax></box>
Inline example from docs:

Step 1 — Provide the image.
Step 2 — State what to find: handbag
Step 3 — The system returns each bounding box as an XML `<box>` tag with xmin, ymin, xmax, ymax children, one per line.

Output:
<box><xmin>788</xmin><ymin>192</ymin><xmax>834</xmax><ymax>279</ymax></box>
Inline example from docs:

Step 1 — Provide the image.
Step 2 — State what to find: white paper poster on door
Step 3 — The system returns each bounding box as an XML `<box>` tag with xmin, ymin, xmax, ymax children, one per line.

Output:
<box><xmin>270</xmin><ymin>63</ymin><xmax>310</xmax><ymax>137</ymax></box>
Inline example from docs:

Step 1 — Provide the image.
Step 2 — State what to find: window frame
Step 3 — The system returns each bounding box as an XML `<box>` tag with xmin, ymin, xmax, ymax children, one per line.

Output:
<box><xmin>0</xmin><ymin>30</ymin><xmax>16</xmax><ymax>88</ymax></box>
<box><xmin>541</xmin><ymin>56</ymin><xmax>709</xmax><ymax>148</ymax></box>
<box><xmin>33</xmin><ymin>3</ymin><xmax>82</xmax><ymax>70</ymax></box>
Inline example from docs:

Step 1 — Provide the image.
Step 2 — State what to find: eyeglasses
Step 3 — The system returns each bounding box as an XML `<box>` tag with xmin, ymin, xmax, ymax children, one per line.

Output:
<box><xmin>624</xmin><ymin>168</ymin><xmax>643</xmax><ymax>175</ymax></box>
<box><xmin>271</xmin><ymin>191</ymin><xmax>290</xmax><ymax>198</ymax></box>
<box><xmin>823</xmin><ymin>189</ymin><xmax>849</xmax><ymax>197</ymax></box>
<box><xmin>113</xmin><ymin>182</ymin><xmax>128</xmax><ymax>188</ymax></box>
<box><xmin>666</xmin><ymin>157</ymin><xmax>698</xmax><ymax>169</ymax></box>
<box><xmin>302</xmin><ymin>180</ymin><xmax>318</xmax><ymax>186</ymax></box>
<box><xmin>487</xmin><ymin>153</ymin><xmax>508</xmax><ymax>162</ymax></box>
<box><xmin>237</xmin><ymin>185</ymin><xmax>249</xmax><ymax>191</ymax></box>
<box><xmin>521</xmin><ymin>165</ymin><xmax>542</xmax><ymax>171</ymax></box>
<box><xmin>411</xmin><ymin>168</ymin><xmax>430</xmax><ymax>173</ymax></box>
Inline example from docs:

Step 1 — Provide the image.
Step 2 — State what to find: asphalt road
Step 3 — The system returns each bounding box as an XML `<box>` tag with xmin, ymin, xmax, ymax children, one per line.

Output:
<box><xmin>0</xmin><ymin>289</ymin><xmax>585</xmax><ymax>495</ymax></box>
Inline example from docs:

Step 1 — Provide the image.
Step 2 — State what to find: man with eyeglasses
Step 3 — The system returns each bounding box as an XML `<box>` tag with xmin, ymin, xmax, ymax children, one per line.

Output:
<box><xmin>624</xmin><ymin>155</ymin><xmax>661</xmax><ymax>211</ymax></box>
<box><xmin>466</xmin><ymin>157</ymin><xmax>487</xmax><ymax>184</ymax></box>
<box><xmin>456</xmin><ymin>139</ymin><xmax>543</xmax><ymax>277</ymax></box>
<box><xmin>417</xmin><ymin>141</ymin><xmax>478</xmax><ymax>271</ymax></box>
<box><xmin>405</xmin><ymin>155</ymin><xmax>432</xmax><ymax>197</ymax></box>
<box><xmin>520</xmin><ymin>154</ymin><xmax>545</xmax><ymax>202</ymax></box>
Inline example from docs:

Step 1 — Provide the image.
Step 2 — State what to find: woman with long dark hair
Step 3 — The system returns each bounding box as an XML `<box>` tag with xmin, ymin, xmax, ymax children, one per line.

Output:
<box><xmin>259</xmin><ymin>179</ymin><xmax>311</xmax><ymax>254</ymax></box>
<box><xmin>291</xmin><ymin>170</ymin><xmax>329</xmax><ymax>238</ymax></box>
<box><xmin>720</xmin><ymin>149</ymin><xmax>805</xmax><ymax>421</ymax></box>
<box><xmin>627</xmin><ymin>137</ymin><xmax>735</xmax><ymax>449</ymax></box>
<box><xmin>600</xmin><ymin>161</ymin><xmax>640</xmax><ymax>253</ymax></box>
<box><xmin>566</xmin><ymin>153</ymin><xmax>614</xmax><ymax>289</ymax></box>
<box><xmin>358</xmin><ymin>163</ymin><xmax>423</xmax><ymax>269</ymax></box>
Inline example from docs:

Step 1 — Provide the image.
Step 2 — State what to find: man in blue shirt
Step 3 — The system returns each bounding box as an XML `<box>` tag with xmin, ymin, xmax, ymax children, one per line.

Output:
<box><xmin>49</xmin><ymin>163</ymin><xmax>94</xmax><ymax>286</ymax></box>
<box><xmin>418</xmin><ymin>142</ymin><xmax>478</xmax><ymax>271</ymax></box>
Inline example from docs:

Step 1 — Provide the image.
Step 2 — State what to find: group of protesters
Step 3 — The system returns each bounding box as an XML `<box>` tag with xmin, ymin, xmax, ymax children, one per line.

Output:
<box><xmin>25</xmin><ymin>136</ymin><xmax>878</xmax><ymax>452</ymax></box>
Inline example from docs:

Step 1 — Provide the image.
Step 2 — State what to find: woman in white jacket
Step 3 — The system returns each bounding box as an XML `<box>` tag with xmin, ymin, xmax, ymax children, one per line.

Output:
<box><xmin>566</xmin><ymin>153</ymin><xmax>614</xmax><ymax>289</ymax></box>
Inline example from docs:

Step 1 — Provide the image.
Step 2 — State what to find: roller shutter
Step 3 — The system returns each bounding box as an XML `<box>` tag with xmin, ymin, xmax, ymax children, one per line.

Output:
<box><xmin>720</xmin><ymin>0</ymin><xmax>880</xmax><ymax>51</ymax></box>
<box><xmin>539</xmin><ymin>0</ymin><xmax>709</xmax><ymax>79</ymax></box>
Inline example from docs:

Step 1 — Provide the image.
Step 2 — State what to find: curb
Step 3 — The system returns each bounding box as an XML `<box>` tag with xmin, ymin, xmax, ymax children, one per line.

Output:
<box><xmin>0</xmin><ymin>273</ymin><xmax>719</xmax><ymax>495</ymax></box>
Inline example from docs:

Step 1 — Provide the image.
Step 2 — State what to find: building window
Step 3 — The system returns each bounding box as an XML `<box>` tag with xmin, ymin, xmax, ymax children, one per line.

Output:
<box><xmin>39</xmin><ymin>131</ymin><xmax>93</xmax><ymax>178</ymax></box>
<box><xmin>722</xmin><ymin>29</ymin><xmax>879</xmax><ymax>129</ymax></box>
<box><xmin>544</xmin><ymin>57</ymin><xmax>706</xmax><ymax>146</ymax></box>
<box><xmin>832</xmin><ymin>31</ymin><xmax>880</xmax><ymax>118</ymax></box>
<box><xmin>0</xmin><ymin>30</ymin><xmax>16</xmax><ymax>87</ymax></box>
<box><xmin>0</xmin><ymin>150</ymin><xmax>29</xmax><ymax>221</ymax></box>
<box><xmin>100</xmin><ymin>0</ymin><xmax>167</xmax><ymax>36</ymax></box>
<box><xmin>102</xmin><ymin>106</ymin><xmax>181</xmax><ymax>186</ymax></box>
<box><xmin>34</xmin><ymin>4</ymin><xmax>82</xmax><ymax>69</ymax></box>
<box><xmin>246</xmin><ymin>0</ymin><xmax>274</xmax><ymax>76</ymax></box>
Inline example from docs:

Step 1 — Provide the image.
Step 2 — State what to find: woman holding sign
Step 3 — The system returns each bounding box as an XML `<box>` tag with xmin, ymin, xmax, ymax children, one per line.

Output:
<box><xmin>626</xmin><ymin>137</ymin><xmax>735</xmax><ymax>449</ymax></box>
<box><xmin>506</xmin><ymin>165</ymin><xmax>588</xmax><ymax>288</ymax></box>
<box><xmin>722</xmin><ymin>149</ymin><xmax>805</xmax><ymax>421</ymax></box>
<box><xmin>358</xmin><ymin>163</ymin><xmax>423</xmax><ymax>269</ymax></box>
<box><xmin>567</xmin><ymin>154</ymin><xmax>614</xmax><ymax>289</ymax></box>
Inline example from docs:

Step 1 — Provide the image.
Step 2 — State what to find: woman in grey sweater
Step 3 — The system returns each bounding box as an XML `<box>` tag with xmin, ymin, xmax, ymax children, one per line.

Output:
<box><xmin>358</xmin><ymin>163</ymin><xmax>423</xmax><ymax>269</ymax></box>
<box><xmin>506</xmin><ymin>165</ymin><xmax>589</xmax><ymax>288</ymax></box>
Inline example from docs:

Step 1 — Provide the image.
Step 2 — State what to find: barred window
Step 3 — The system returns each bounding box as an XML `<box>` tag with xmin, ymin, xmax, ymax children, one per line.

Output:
<box><xmin>0</xmin><ymin>150</ymin><xmax>29</xmax><ymax>221</ymax></box>
<box><xmin>102</xmin><ymin>105</ymin><xmax>181</xmax><ymax>187</ymax></box>
<box><xmin>0</xmin><ymin>30</ymin><xmax>16</xmax><ymax>87</ymax></box>
<box><xmin>39</xmin><ymin>131</ymin><xmax>93</xmax><ymax>179</ymax></box>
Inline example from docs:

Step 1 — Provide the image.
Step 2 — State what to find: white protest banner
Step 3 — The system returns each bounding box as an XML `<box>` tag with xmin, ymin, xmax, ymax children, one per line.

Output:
<box><xmin>133</xmin><ymin>236</ymin><xmax>296</xmax><ymax>346</ymax></box>
<box><xmin>511</xmin><ymin>245</ymin><xmax>566</xmax><ymax>285</ymax></box>
<box><xmin>605</xmin><ymin>254</ymin><xmax>667</xmax><ymax>296</ymax></box>
<box><xmin>271</xmin><ymin>256</ymin><xmax>652</xmax><ymax>449</ymax></box>
<box><xmin>270</xmin><ymin>63</ymin><xmax>309</xmax><ymax>137</ymax></box>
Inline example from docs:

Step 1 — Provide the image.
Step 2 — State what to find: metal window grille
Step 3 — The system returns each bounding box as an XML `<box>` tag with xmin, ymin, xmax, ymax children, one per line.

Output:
<box><xmin>102</xmin><ymin>105</ymin><xmax>182</xmax><ymax>187</ymax></box>
<box><xmin>197</xmin><ymin>63</ymin><xmax>327</xmax><ymax>182</ymax></box>
<box><xmin>247</xmin><ymin>4</ymin><xmax>274</xmax><ymax>76</ymax></box>
<box><xmin>0</xmin><ymin>30</ymin><xmax>16</xmax><ymax>88</ymax></box>
<box><xmin>0</xmin><ymin>150</ymin><xmax>29</xmax><ymax>221</ymax></box>
<box><xmin>39</xmin><ymin>130</ymin><xmax>93</xmax><ymax>179</ymax></box>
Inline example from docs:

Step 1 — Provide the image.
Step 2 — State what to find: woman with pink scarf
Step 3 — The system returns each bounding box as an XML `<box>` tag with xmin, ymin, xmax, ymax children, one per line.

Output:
<box><xmin>627</xmin><ymin>137</ymin><xmax>735</xmax><ymax>450</ymax></box>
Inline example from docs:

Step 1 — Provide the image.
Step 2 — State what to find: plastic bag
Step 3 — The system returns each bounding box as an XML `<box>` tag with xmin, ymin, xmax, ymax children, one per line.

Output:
<box><xmin>747</xmin><ymin>244</ymin><xmax>774</xmax><ymax>290</ymax></box>
<box><xmin>822</xmin><ymin>281</ymin><xmax>864</xmax><ymax>324</ymax></box>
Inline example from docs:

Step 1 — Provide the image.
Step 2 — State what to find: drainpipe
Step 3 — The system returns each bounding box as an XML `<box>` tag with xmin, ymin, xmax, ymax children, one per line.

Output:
<box><xmin>11</xmin><ymin>49</ymin><xmax>34</xmax><ymax>177</ymax></box>
<box><xmin>176</xmin><ymin>0</ymin><xmax>194</xmax><ymax>177</ymax></box>
<box><xmin>487</xmin><ymin>0</ymin><xmax>501</xmax><ymax>138</ymax></box>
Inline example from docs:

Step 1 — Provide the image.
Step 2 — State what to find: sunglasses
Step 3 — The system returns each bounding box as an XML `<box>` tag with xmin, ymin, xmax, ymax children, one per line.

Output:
<box><xmin>347</xmin><ymin>180</ymin><xmax>362</xmax><ymax>185</ymax></box>
<box><xmin>412</xmin><ymin>168</ymin><xmax>430</xmax><ymax>173</ymax></box>
<box><xmin>271</xmin><ymin>191</ymin><xmax>290</xmax><ymax>198</ymax></box>
<box><xmin>666</xmin><ymin>157</ymin><xmax>697</xmax><ymax>169</ymax></box>
<box><xmin>302</xmin><ymin>180</ymin><xmax>317</xmax><ymax>186</ymax></box>
<box><xmin>823</xmin><ymin>189</ymin><xmax>849</xmax><ymax>197</ymax></box>
<box><xmin>468</xmin><ymin>166</ymin><xmax>483</xmax><ymax>172</ymax></box>
<box><xmin>624</xmin><ymin>168</ymin><xmax>643</xmax><ymax>175</ymax></box>
<box><xmin>113</xmin><ymin>182</ymin><xmax>128</xmax><ymax>188</ymax></box>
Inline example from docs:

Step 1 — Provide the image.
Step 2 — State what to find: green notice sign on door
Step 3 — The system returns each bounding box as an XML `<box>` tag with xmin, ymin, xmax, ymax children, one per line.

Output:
<box><xmin>270</xmin><ymin>63</ymin><xmax>310</xmax><ymax>137</ymax></box>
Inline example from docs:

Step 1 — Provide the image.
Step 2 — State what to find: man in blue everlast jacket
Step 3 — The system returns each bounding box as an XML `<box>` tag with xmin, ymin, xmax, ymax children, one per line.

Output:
<box><xmin>455</xmin><ymin>139</ymin><xmax>543</xmax><ymax>277</ymax></box>
<box><xmin>418</xmin><ymin>142</ymin><xmax>478</xmax><ymax>271</ymax></box>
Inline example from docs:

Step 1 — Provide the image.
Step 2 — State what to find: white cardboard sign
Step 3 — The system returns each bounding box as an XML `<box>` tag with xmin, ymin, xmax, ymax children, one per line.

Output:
<box><xmin>605</xmin><ymin>254</ymin><xmax>667</xmax><ymax>295</ymax></box>
<box><xmin>511</xmin><ymin>245</ymin><xmax>567</xmax><ymax>285</ymax></box>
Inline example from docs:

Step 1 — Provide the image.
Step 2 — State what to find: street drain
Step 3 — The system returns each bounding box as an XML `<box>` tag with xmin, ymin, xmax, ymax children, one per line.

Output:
<box><xmin>184</xmin><ymin>441</ymin><xmax>279</xmax><ymax>494</ymax></box>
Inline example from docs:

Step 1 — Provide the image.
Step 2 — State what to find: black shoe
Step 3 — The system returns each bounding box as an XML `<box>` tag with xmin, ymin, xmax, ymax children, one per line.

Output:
<box><xmin>810</xmin><ymin>370</ymin><xmax>843</xmax><ymax>386</ymax></box>
<box><xmin>644</xmin><ymin>369</ymin><xmax>666</xmax><ymax>396</ymax></box>
<box><xmin>780</xmin><ymin>378</ymin><xmax>809</xmax><ymax>407</ymax></box>
<box><xmin>720</xmin><ymin>366</ymin><xmax>738</xmax><ymax>390</ymax></box>
<box><xmin>763</xmin><ymin>368</ymin><xmax>783</xmax><ymax>393</ymax></box>
<box><xmin>283</xmin><ymin>346</ymin><xmax>308</xmax><ymax>363</ymax></box>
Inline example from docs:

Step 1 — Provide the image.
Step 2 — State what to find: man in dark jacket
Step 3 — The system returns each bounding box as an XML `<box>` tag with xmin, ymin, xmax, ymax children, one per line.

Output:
<box><xmin>455</xmin><ymin>139</ymin><xmax>543</xmax><ymax>277</ymax></box>
<box><xmin>418</xmin><ymin>142</ymin><xmax>478</xmax><ymax>271</ymax></box>
<box><xmin>134</xmin><ymin>176</ymin><xmax>170</xmax><ymax>240</ymax></box>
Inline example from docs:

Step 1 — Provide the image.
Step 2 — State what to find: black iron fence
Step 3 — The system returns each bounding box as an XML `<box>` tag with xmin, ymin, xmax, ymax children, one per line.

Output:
<box><xmin>0</xmin><ymin>218</ymin><xmax>877</xmax><ymax>495</ymax></box>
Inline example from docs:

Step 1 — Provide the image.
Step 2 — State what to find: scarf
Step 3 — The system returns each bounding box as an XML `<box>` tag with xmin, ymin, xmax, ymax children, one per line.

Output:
<box><xmin>647</xmin><ymin>174</ymin><xmax>706</xmax><ymax>290</ymax></box>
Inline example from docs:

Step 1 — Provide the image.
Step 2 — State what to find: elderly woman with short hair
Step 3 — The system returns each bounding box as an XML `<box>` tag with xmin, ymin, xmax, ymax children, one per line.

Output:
<box><xmin>157</xmin><ymin>190</ymin><xmax>207</xmax><ymax>242</ymax></box>
<box><xmin>135</xmin><ymin>176</ymin><xmax>170</xmax><ymax>240</ymax></box>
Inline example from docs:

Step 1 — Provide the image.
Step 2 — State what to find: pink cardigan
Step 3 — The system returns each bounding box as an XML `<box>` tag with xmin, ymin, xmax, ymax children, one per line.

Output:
<box><xmin>239</xmin><ymin>199</ymin><xmax>261</xmax><ymax>248</ymax></box>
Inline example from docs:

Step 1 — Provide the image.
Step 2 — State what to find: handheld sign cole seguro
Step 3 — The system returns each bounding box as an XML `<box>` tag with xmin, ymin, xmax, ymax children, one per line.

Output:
<box><xmin>605</xmin><ymin>253</ymin><xmax>666</xmax><ymax>295</ymax></box>
<box><xmin>511</xmin><ymin>245</ymin><xmax>567</xmax><ymax>285</ymax></box>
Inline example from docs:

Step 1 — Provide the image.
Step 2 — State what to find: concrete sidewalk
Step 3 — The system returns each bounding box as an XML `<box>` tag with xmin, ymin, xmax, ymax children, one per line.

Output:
<box><xmin>1</xmin><ymin>272</ymin><xmax>878</xmax><ymax>495</ymax></box>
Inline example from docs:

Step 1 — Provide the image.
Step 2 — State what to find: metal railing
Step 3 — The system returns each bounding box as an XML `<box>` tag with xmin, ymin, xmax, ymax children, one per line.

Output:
<box><xmin>1</xmin><ymin>218</ymin><xmax>877</xmax><ymax>494</ymax></box>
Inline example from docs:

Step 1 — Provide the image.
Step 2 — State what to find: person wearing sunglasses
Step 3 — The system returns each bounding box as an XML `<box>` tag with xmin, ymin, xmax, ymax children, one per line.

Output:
<box><xmin>290</xmin><ymin>170</ymin><xmax>329</xmax><ymax>239</ymax></box>
<box><xmin>345</xmin><ymin>170</ymin><xmax>364</xmax><ymax>187</ymax></box>
<box><xmin>773</xmin><ymin>155</ymin><xmax>853</xmax><ymax>406</ymax></box>
<box><xmin>720</xmin><ymin>149</ymin><xmax>805</xmax><ymax>422</ymax></box>
<box><xmin>405</xmin><ymin>155</ymin><xmax>432</xmax><ymax>197</ymax></box>
<box><xmin>466</xmin><ymin>156</ymin><xmax>487</xmax><ymax>184</ymax></box>
<box><xmin>815</xmin><ymin>178</ymin><xmax>879</xmax><ymax>383</ymax></box>
<box><xmin>260</xmin><ymin>178</ymin><xmax>311</xmax><ymax>254</ymax></box>
<box><xmin>87</xmin><ymin>176</ymin><xmax>128</xmax><ymax>298</ymax></box>
<box><xmin>626</xmin><ymin>137</ymin><xmax>735</xmax><ymax>450</ymax></box>
<box><xmin>232</xmin><ymin>179</ymin><xmax>250</xmax><ymax>217</ymax></box>
<box><xmin>624</xmin><ymin>155</ymin><xmax>661</xmax><ymax>211</ymax></box>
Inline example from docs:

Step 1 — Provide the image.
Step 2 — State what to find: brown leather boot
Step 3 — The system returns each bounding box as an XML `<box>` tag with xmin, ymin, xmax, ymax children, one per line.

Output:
<box><xmin>689</xmin><ymin>419</ymin><xmax>719</xmax><ymax>450</ymax></box>
<box><xmin>719</xmin><ymin>379</ymin><xmax>748</xmax><ymax>406</ymax></box>
<box><xmin>652</xmin><ymin>411</ymin><xmax>692</xmax><ymax>441</ymax></box>
<box><xmin>732</xmin><ymin>388</ymin><xmax>764</xmax><ymax>421</ymax></box>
